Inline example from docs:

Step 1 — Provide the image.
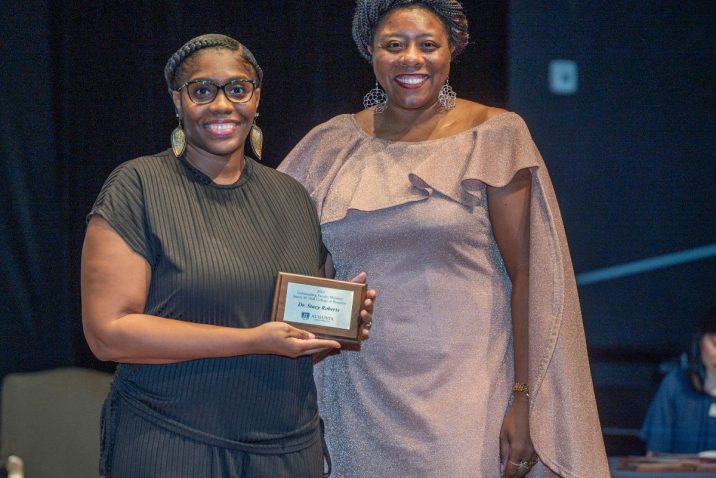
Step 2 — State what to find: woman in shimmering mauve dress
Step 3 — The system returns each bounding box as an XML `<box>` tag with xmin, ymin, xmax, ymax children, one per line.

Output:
<box><xmin>280</xmin><ymin>1</ymin><xmax>609</xmax><ymax>477</ymax></box>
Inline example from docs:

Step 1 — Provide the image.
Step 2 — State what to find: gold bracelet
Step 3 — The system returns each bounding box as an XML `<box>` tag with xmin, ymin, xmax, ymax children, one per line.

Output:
<box><xmin>512</xmin><ymin>382</ymin><xmax>530</xmax><ymax>398</ymax></box>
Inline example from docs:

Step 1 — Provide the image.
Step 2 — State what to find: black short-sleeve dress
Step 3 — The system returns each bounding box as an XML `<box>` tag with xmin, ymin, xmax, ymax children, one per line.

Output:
<box><xmin>89</xmin><ymin>150</ymin><xmax>326</xmax><ymax>477</ymax></box>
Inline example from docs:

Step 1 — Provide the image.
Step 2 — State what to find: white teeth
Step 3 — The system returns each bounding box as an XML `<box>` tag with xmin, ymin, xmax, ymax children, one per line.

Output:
<box><xmin>206</xmin><ymin>123</ymin><xmax>234</xmax><ymax>130</ymax></box>
<box><xmin>396</xmin><ymin>76</ymin><xmax>427</xmax><ymax>84</ymax></box>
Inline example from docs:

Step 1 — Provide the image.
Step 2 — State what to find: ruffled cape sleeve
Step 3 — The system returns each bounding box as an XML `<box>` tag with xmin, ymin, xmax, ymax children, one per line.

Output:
<box><xmin>456</xmin><ymin>113</ymin><xmax>609</xmax><ymax>477</ymax></box>
<box><xmin>513</xmin><ymin>118</ymin><xmax>610</xmax><ymax>478</ymax></box>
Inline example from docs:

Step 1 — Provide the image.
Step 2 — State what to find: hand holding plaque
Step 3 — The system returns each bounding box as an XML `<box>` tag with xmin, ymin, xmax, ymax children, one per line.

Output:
<box><xmin>271</xmin><ymin>272</ymin><xmax>367</xmax><ymax>346</ymax></box>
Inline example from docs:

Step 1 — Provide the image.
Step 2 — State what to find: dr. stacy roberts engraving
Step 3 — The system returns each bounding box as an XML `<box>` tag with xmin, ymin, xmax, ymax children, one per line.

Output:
<box><xmin>287</xmin><ymin>283</ymin><xmax>353</xmax><ymax>329</ymax></box>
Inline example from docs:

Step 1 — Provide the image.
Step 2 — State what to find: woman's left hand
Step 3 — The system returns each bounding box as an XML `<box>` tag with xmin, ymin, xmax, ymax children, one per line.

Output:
<box><xmin>350</xmin><ymin>272</ymin><xmax>376</xmax><ymax>340</ymax></box>
<box><xmin>499</xmin><ymin>396</ymin><xmax>538</xmax><ymax>477</ymax></box>
<box><xmin>312</xmin><ymin>271</ymin><xmax>376</xmax><ymax>364</ymax></box>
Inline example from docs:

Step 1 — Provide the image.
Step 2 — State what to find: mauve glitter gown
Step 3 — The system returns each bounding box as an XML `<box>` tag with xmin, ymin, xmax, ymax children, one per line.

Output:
<box><xmin>279</xmin><ymin>112</ymin><xmax>609</xmax><ymax>478</ymax></box>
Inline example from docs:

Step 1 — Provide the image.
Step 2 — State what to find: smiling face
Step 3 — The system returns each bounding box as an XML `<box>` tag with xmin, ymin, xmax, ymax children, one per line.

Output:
<box><xmin>172</xmin><ymin>48</ymin><xmax>260</xmax><ymax>162</ymax></box>
<box><xmin>368</xmin><ymin>6</ymin><xmax>453</xmax><ymax>112</ymax></box>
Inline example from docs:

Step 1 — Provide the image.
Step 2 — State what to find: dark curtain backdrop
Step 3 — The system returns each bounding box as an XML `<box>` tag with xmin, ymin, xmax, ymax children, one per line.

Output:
<box><xmin>1</xmin><ymin>1</ymin><xmax>74</xmax><ymax>376</ymax></box>
<box><xmin>0</xmin><ymin>0</ymin><xmax>507</xmax><ymax>378</ymax></box>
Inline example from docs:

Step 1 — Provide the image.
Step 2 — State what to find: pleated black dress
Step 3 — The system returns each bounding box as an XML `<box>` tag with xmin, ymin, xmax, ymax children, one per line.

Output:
<box><xmin>89</xmin><ymin>150</ymin><xmax>325</xmax><ymax>477</ymax></box>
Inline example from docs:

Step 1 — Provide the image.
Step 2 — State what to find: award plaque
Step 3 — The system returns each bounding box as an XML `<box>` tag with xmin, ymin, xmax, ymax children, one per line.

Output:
<box><xmin>271</xmin><ymin>272</ymin><xmax>367</xmax><ymax>345</ymax></box>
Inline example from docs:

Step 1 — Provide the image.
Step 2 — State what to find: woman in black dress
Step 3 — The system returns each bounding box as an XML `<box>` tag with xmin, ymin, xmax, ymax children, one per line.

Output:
<box><xmin>81</xmin><ymin>34</ymin><xmax>373</xmax><ymax>478</ymax></box>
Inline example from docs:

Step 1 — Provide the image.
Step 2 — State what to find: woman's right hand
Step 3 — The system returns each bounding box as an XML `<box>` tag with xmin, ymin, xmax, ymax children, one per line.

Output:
<box><xmin>250</xmin><ymin>322</ymin><xmax>341</xmax><ymax>358</ymax></box>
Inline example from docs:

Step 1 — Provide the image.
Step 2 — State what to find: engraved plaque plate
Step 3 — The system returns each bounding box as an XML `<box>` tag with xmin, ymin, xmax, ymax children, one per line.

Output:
<box><xmin>271</xmin><ymin>272</ymin><xmax>366</xmax><ymax>345</ymax></box>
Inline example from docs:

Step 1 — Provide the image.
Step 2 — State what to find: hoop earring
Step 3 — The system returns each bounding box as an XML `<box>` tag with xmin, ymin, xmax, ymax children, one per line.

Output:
<box><xmin>249</xmin><ymin>114</ymin><xmax>263</xmax><ymax>160</ymax></box>
<box><xmin>170</xmin><ymin>113</ymin><xmax>186</xmax><ymax>158</ymax></box>
<box><xmin>363</xmin><ymin>82</ymin><xmax>387</xmax><ymax>113</ymax></box>
<box><xmin>437</xmin><ymin>79</ymin><xmax>457</xmax><ymax>111</ymax></box>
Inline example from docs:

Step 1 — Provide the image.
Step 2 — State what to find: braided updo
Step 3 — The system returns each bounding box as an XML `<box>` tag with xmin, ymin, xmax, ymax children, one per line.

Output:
<box><xmin>163</xmin><ymin>33</ymin><xmax>264</xmax><ymax>94</ymax></box>
<box><xmin>352</xmin><ymin>0</ymin><xmax>469</xmax><ymax>61</ymax></box>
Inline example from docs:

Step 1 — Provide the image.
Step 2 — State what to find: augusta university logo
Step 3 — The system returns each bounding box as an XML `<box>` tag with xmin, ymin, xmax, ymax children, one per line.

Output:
<box><xmin>301</xmin><ymin>311</ymin><xmax>310</xmax><ymax>319</ymax></box>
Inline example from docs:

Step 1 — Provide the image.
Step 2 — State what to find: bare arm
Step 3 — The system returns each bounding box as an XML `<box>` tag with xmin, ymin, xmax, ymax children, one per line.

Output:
<box><xmin>81</xmin><ymin>216</ymin><xmax>339</xmax><ymax>364</ymax></box>
<box><xmin>487</xmin><ymin>168</ymin><xmax>537</xmax><ymax>477</ymax></box>
<box><xmin>489</xmin><ymin>168</ymin><xmax>531</xmax><ymax>401</ymax></box>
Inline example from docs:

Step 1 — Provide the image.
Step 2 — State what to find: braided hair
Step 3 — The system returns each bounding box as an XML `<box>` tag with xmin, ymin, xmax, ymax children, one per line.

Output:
<box><xmin>352</xmin><ymin>0</ymin><xmax>469</xmax><ymax>61</ymax></box>
<box><xmin>164</xmin><ymin>33</ymin><xmax>264</xmax><ymax>94</ymax></box>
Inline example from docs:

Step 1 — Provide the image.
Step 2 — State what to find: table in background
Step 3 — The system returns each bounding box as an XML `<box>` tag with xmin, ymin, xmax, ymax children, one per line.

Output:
<box><xmin>610</xmin><ymin>457</ymin><xmax>716</xmax><ymax>478</ymax></box>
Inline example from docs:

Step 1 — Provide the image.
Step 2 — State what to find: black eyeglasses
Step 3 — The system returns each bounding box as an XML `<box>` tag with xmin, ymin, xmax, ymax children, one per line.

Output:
<box><xmin>175</xmin><ymin>79</ymin><xmax>258</xmax><ymax>104</ymax></box>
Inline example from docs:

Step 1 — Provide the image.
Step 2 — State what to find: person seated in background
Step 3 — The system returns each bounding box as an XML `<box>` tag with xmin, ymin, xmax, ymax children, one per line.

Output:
<box><xmin>641</xmin><ymin>306</ymin><xmax>716</xmax><ymax>454</ymax></box>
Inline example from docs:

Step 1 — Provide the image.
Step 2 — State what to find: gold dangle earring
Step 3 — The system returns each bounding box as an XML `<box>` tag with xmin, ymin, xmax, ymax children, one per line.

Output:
<box><xmin>170</xmin><ymin>112</ymin><xmax>186</xmax><ymax>158</ymax></box>
<box><xmin>249</xmin><ymin>112</ymin><xmax>263</xmax><ymax>160</ymax></box>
